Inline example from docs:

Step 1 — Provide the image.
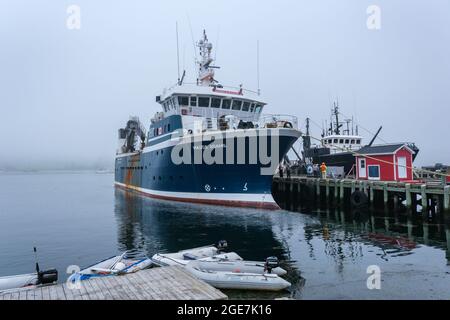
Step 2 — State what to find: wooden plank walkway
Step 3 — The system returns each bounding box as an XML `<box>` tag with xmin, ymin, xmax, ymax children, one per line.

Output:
<box><xmin>0</xmin><ymin>266</ymin><xmax>227</xmax><ymax>300</ymax></box>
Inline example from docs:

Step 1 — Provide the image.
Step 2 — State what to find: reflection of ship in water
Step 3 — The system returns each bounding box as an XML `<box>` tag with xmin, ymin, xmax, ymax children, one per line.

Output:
<box><xmin>113</xmin><ymin>188</ymin><xmax>305</xmax><ymax>297</ymax></box>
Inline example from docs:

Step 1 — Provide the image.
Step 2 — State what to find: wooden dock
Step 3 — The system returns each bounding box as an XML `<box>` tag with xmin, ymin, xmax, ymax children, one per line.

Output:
<box><xmin>273</xmin><ymin>176</ymin><xmax>450</xmax><ymax>214</ymax></box>
<box><xmin>0</xmin><ymin>266</ymin><xmax>227</xmax><ymax>300</ymax></box>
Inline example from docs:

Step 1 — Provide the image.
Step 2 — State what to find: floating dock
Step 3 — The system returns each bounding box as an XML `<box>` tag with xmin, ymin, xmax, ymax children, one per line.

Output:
<box><xmin>0</xmin><ymin>266</ymin><xmax>227</xmax><ymax>300</ymax></box>
<box><xmin>273</xmin><ymin>176</ymin><xmax>450</xmax><ymax>214</ymax></box>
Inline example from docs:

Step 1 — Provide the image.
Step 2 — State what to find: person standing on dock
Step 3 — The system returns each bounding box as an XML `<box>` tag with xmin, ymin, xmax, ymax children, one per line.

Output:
<box><xmin>320</xmin><ymin>162</ymin><xmax>327</xmax><ymax>179</ymax></box>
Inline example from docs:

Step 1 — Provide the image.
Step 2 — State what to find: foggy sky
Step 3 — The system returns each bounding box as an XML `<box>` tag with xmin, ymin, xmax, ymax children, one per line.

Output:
<box><xmin>1</xmin><ymin>0</ymin><xmax>449</xmax><ymax>170</ymax></box>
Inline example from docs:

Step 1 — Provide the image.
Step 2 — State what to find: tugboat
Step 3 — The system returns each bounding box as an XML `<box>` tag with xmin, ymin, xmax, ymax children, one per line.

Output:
<box><xmin>302</xmin><ymin>102</ymin><xmax>419</xmax><ymax>176</ymax></box>
<box><xmin>114</xmin><ymin>30</ymin><xmax>301</xmax><ymax>209</ymax></box>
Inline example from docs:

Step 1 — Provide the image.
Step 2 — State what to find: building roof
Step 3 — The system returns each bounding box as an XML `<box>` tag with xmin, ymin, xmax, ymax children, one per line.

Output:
<box><xmin>357</xmin><ymin>143</ymin><xmax>415</xmax><ymax>155</ymax></box>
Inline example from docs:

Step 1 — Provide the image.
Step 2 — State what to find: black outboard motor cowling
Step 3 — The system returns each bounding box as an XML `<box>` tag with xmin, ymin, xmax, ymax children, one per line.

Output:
<box><xmin>264</xmin><ymin>256</ymin><xmax>279</xmax><ymax>274</ymax></box>
<box><xmin>38</xmin><ymin>268</ymin><xmax>58</xmax><ymax>285</ymax></box>
<box><xmin>217</xmin><ymin>240</ymin><xmax>228</xmax><ymax>252</ymax></box>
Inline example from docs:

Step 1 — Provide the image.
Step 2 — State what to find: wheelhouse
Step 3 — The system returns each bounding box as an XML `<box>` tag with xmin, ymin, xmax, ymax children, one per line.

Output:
<box><xmin>158</xmin><ymin>91</ymin><xmax>266</xmax><ymax>123</ymax></box>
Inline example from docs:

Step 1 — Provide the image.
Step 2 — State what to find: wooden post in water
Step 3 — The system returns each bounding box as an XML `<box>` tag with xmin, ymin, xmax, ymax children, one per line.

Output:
<box><xmin>297</xmin><ymin>180</ymin><xmax>302</xmax><ymax>211</ymax></box>
<box><xmin>407</xmin><ymin>215</ymin><xmax>413</xmax><ymax>240</ymax></box>
<box><xmin>351</xmin><ymin>180</ymin><xmax>356</xmax><ymax>194</ymax></box>
<box><xmin>369</xmin><ymin>182</ymin><xmax>374</xmax><ymax>207</ymax></box>
<box><xmin>334</xmin><ymin>180</ymin><xmax>339</xmax><ymax>205</ymax></box>
<box><xmin>340</xmin><ymin>180</ymin><xmax>345</xmax><ymax>204</ymax></box>
<box><xmin>383</xmin><ymin>182</ymin><xmax>389</xmax><ymax>211</ymax></box>
<box><xmin>423</xmin><ymin>222</ymin><xmax>429</xmax><ymax>245</ymax></box>
<box><xmin>393</xmin><ymin>195</ymin><xmax>399</xmax><ymax>211</ymax></box>
<box><xmin>405</xmin><ymin>183</ymin><xmax>412</xmax><ymax>209</ymax></box>
<box><xmin>289</xmin><ymin>180</ymin><xmax>295</xmax><ymax>211</ymax></box>
<box><xmin>316</xmin><ymin>178</ymin><xmax>320</xmax><ymax>204</ymax></box>
<box><xmin>421</xmin><ymin>184</ymin><xmax>428</xmax><ymax>212</ymax></box>
<box><xmin>446</xmin><ymin>225</ymin><xmax>450</xmax><ymax>264</ymax></box>
<box><xmin>325</xmin><ymin>179</ymin><xmax>330</xmax><ymax>204</ymax></box>
<box><xmin>444</xmin><ymin>186</ymin><xmax>450</xmax><ymax>212</ymax></box>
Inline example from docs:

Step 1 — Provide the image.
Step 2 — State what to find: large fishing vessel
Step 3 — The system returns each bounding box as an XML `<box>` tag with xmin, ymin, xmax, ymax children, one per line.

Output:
<box><xmin>114</xmin><ymin>31</ymin><xmax>301</xmax><ymax>209</ymax></box>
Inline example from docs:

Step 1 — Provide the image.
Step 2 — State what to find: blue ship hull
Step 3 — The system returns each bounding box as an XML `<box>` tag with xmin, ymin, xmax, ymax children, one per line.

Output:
<box><xmin>114</xmin><ymin>128</ymin><xmax>300</xmax><ymax>209</ymax></box>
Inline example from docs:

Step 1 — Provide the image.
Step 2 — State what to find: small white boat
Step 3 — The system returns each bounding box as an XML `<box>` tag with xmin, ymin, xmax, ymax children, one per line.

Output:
<box><xmin>0</xmin><ymin>247</ymin><xmax>58</xmax><ymax>292</ymax></box>
<box><xmin>183</xmin><ymin>259</ymin><xmax>287</xmax><ymax>276</ymax></box>
<box><xmin>0</xmin><ymin>273</ymin><xmax>38</xmax><ymax>291</ymax></box>
<box><xmin>185</xmin><ymin>261</ymin><xmax>291</xmax><ymax>291</ymax></box>
<box><xmin>0</xmin><ymin>269</ymin><xmax>58</xmax><ymax>292</ymax></box>
<box><xmin>68</xmin><ymin>251</ymin><xmax>153</xmax><ymax>282</ymax></box>
<box><xmin>151</xmin><ymin>241</ymin><xmax>241</xmax><ymax>267</ymax></box>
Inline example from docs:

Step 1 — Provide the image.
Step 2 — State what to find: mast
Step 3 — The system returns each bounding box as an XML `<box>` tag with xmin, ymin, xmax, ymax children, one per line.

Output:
<box><xmin>197</xmin><ymin>30</ymin><xmax>218</xmax><ymax>86</ymax></box>
<box><xmin>333</xmin><ymin>101</ymin><xmax>340</xmax><ymax>135</ymax></box>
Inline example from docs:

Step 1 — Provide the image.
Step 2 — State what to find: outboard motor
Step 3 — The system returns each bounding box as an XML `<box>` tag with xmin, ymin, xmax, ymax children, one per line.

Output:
<box><xmin>38</xmin><ymin>269</ymin><xmax>58</xmax><ymax>285</ymax></box>
<box><xmin>264</xmin><ymin>256</ymin><xmax>279</xmax><ymax>274</ymax></box>
<box><xmin>216</xmin><ymin>240</ymin><xmax>228</xmax><ymax>252</ymax></box>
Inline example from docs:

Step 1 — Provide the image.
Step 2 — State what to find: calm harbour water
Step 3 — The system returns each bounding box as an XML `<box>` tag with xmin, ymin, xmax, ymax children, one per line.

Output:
<box><xmin>0</xmin><ymin>171</ymin><xmax>449</xmax><ymax>299</ymax></box>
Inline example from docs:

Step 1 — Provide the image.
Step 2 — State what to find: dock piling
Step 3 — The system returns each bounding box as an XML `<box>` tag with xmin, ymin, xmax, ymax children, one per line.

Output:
<box><xmin>444</xmin><ymin>186</ymin><xmax>450</xmax><ymax>212</ymax></box>
<box><xmin>405</xmin><ymin>184</ymin><xmax>412</xmax><ymax>209</ymax></box>
<box><xmin>421</xmin><ymin>184</ymin><xmax>428</xmax><ymax>211</ymax></box>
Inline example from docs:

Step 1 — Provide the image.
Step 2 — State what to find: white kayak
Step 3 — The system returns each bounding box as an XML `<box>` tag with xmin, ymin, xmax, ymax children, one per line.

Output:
<box><xmin>68</xmin><ymin>252</ymin><xmax>153</xmax><ymax>282</ymax></box>
<box><xmin>151</xmin><ymin>244</ymin><xmax>243</xmax><ymax>267</ymax></box>
<box><xmin>185</xmin><ymin>261</ymin><xmax>291</xmax><ymax>291</ymax></box>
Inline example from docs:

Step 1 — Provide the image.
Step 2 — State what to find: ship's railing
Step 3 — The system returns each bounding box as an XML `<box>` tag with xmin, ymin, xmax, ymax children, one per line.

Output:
<box><xmin>259</xmin><ymin>114</ymin><xmax>298</xmax><ymax>130</ymax></box>
<box><xmin>164</xmin><ymin>82</ymin><xmax>261</xmax><ymax>96</ymax></box>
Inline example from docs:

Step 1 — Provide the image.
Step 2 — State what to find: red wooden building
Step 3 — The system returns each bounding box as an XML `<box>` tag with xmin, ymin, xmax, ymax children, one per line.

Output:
<box><xmin>355</xmin><ymin>143</ymin><xmax>416</xmax><ymax>182</ymax></box>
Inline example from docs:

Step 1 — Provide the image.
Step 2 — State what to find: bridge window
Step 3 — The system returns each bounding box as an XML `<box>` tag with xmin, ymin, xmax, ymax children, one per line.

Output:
<box><xmin>242</xmin><ymin>101</ymin><xmax>250</xmax><ymax>111</ymax></box>
<box><xmin>345</xmin><ymin>139</ymin><xmax>349</xmax><ymax>144</ymax></box>
<box><xmin>232</xmin><ymin>100</ymin><xmax>242</xmax><ymax>110</ymax></box>
<box><xmin>198</xmin><ymin>97</ymin><xmax>210</xmax><ymax>107</ymax></box>
<box><xmin>356</xmin><ymin>139</ymin><xmax>361</xmax><ymax>144</ymax></box>
<box><xmin>333</xmin><ymin>139</ymin><xmax>338</xmax><ymax>143</ymax></box>
<box><xmin>255</xmin><ymin>105</ymin><xmax>263</xmax><ymax>113</ymax></box>
<box><xmin>351</xmin><ymin>139</ymin><xmax>355</xmax><ymax>144</ymax></box>
<box><xmin>222</xmin><ymin>99</ymin><xmax>231</xmax><ymax>109</ymax></box>
<box><xmin>211</xmin><ymin>98</ymin><xmax>221</xmax><ymax>108</ymax></box>
<box><xmin>190</xmin><ymin>96</ymin><xmax>197</xmax><ymax>107</ymax></box>
<box><xmin>178</xmin><ymin>96</ymin><xmax>189</xmax><ymax>106</ymax></box>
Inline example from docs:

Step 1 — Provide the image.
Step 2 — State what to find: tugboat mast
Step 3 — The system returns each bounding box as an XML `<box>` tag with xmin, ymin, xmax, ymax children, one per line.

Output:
<box><xmin>333</xmin><ymin>101</ymin><xmax>340</xmax><ymax>135</ymax></box>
